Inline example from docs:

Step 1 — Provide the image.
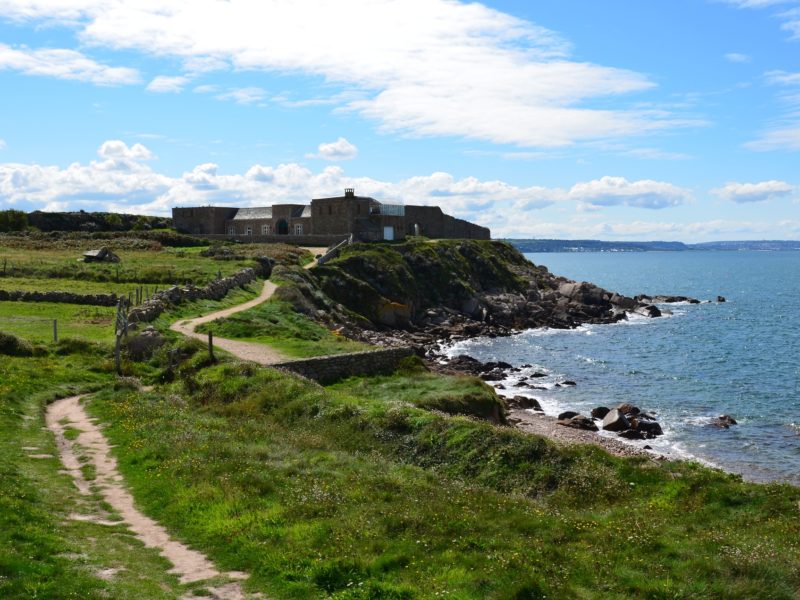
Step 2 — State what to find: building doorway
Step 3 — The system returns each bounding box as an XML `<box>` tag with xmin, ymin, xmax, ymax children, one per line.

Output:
<box><xmin>276</xmin><ymin>219</ymin><xmax>289</xmax><ymax>235</ymax></box>
<box><xmin>383</xmin><ymin>226</ymin><xmax>395</xmax><ymax>241</ymax></box>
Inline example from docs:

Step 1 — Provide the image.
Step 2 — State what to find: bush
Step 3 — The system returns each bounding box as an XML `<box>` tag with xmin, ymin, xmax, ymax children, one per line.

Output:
<box><xmin>0</xmin><ymin>331</ymin><xmax>35</xmax><ymax>356</ymax></box>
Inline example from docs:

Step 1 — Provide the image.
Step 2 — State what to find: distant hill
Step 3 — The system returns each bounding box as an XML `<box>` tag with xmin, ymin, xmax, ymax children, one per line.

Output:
<box><xmin>507</xmin><ymin>239</ymin><xmax>800</xmax><ymax>253</ymax></box>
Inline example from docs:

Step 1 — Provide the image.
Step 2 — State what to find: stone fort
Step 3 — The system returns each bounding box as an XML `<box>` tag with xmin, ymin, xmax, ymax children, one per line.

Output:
<box><xmin>172</xmin><ymin>189</ymin><xmax>490</xmax><ymax>244</ymax></box>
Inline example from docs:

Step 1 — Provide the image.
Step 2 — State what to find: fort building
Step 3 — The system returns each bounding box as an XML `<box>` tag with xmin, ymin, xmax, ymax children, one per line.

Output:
<box><xmin>172</xmin><ymin>189</ymin><xmax>489</xmax><ymax>244</ymax></box>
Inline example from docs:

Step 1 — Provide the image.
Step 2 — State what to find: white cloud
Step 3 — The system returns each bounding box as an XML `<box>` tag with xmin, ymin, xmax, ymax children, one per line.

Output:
<box><xmin>0</xmin><ymin>0</ymin><xmax>693</xmax><ymax>147</ymax></box>
<box><xmin>722</xmin><ymin>0</ymin><xmax>800</xmax><ymax>38</ymax></box>
<box><xmin>711</xmin><ymin>180</ymin><xmax>796</xmax><ymax>202</ymax></box>
<box><xmin>724</xmin><ymin>52</ymin><xmax>752</xmax><ymax>63</ymax></box>
<box><xmin>97</xmin><ymin>140</ymin><xmax>153</xmax><ymax>161</ymax></box>
<box><xmin>0</xmin><ymin>43</ymin><xmax>139</xmax><ymax>85</ymax></box>
<box><xmin>146</xmin><ymin>75</ymin><xmax>190</xmax><ymax>93</ymax></box>
<box><xmin>746</xmin><ymin>126</ymin><xmax>800</xmax><ymax>150</ymax></box>
<box><xmin>568</xmin><ymin>176</ymin><xmax>691</xmax><ymax>209</ymax></box>
<box><xmin>311</xmin><ymin>137</ymin><xmax>358</xmax><ymax>161</ymax></box>
<box><xmin>215</xmin><ymin>87</ymin><xmax>267</xmax><ymax>105</ymax></box>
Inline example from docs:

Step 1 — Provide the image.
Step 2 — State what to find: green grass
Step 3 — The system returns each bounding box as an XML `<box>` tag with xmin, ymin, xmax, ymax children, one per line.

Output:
<box><xmin>0</xmin><ymin>276</ymin><xmax>152</xmax><ymax>296</ymax></box>
<box><xmin>0</xmin><ymin>244</ymin><xmax>255</xmax><ymax>286</ymax></box>
<box><xmin>0</xmin><ymin>346</ymin><xmax>200</xmax><ymax>599</ymax></box>
<box><xmin>327</xmin><ymin>358</ymin><xmax>506</xmax><ymax>422</ymax></box>
<box><xmin>88</xmin><ymin>358</ymin><xmax>800</xmax><ymax>599</ymax></box>
<box><xmin>0</xmin><ymin>302</ymin><xmax>117</xmax><ymax>343</ymax></box>
<box><xmin>195</xmin><ymin>299</ymin><xmax>372</xmax><ymax>358</ymax></box>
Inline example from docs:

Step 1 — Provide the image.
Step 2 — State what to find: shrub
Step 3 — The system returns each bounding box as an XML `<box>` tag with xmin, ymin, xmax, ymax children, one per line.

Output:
<box><xmin>0</xmin><ymin>331</ymin><xmax>35</xmax><ymax>356</ymax></box>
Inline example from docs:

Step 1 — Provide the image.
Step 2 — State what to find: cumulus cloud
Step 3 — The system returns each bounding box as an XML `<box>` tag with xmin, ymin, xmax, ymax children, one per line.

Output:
<box><xmin>97</xmin><ymin>140</ymin><xmax>153</xmax><ymax>161</ymax></box>
<box><xmin>0</xmin><ymin>0</ymin><xmax>695</xmax><ymax>147</ymax></box>
<box><xmin>311</xmin><ymin>137</ymin><xmax>358</xmax><ymax>161</ymax></box>
<box><xmin>568</xmin><ymin>176</ymin><xmax>691</xmax><ymax>209</ymax></box>
<box><xmin>0</xmin><ymin>43</ymin><xmax>139</xmax><ymax>85</ymax></box>
<box><xmin>146</xmin><ymin>75</ymin><xmax>190</xmax><ymax>93</ymax></box>
<box><xmin>711</xmin><ymin>180</ymin><xmax>796</xmax><ymax>202</ymax></box>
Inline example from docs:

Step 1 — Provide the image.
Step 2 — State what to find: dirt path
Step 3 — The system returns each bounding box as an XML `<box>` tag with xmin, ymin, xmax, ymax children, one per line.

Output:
<box><xmin>169</xmin><ymin>279</ymin><xmax>288</xmax><ymax>366</ymax></box>
<box><xmin>47</xmin><ymin>395</ymin><xmax>256</xmax><ymax>599</ymax></box>
<box><xmin>169</xmin><ymin>257</ymin><xmax>322</xmax><ymax>366</ymax></box>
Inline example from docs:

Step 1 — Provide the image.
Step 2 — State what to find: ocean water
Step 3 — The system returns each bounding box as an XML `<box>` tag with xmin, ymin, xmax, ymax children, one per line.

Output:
<box><xmin>445</xmin><ymin>250</ymin><xmax>800</xmax><ymax>485</ymax></box>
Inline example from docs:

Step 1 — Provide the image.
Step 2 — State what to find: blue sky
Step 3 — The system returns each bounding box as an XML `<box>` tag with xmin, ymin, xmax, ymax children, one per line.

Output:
<box><xmin>0</xmin><ymin>0</ymin><xmax>798</xmax><ymax>241</ymax></box>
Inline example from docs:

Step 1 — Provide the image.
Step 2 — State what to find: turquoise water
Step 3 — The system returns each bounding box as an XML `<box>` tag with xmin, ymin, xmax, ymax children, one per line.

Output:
<box><xmin>447</xmin><ymin>251</ymin><xmax>800</xmax><ymax>484</ymax></box>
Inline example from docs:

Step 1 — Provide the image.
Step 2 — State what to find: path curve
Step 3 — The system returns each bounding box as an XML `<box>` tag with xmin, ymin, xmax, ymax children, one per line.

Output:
<box><xmin>46</xmin><ymin>395</ymin><xmax>252</xmax><ymax>598</ymax></box>
<box><xmin>169</xmin><ymin>254</ymin><xmax>321</xmax><ymax>366</ymax></box>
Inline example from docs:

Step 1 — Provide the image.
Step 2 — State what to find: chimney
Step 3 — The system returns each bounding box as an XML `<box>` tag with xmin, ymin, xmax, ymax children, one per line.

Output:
<box><xmin>344</xmin><ymin>188</ymin><xmax>355</xmax><ymax>198</ymax></box>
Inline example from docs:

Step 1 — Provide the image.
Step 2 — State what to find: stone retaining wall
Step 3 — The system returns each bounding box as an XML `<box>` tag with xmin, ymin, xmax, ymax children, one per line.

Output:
<box><xmin>0</xmin><ymin>289</ymin><xmax>118</xmax><ymax>306</ymax></box>
<box><xmin>128</xmin><ymin>268</ymin><xmax>258</xmax><ymax>324</ymax></box>
<box><xmin>278</xmin><ymin>347</ymin><xmax>415</xmax><ymax>384</ymax></box>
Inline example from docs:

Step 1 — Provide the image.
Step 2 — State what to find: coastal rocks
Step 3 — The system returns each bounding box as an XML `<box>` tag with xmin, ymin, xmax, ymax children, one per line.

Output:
<box><xmin>558</xmin><ymin>411</ymin><xmax>579</xmax><ymax>420</ymax></box>
<box><xmin>717</xmin><ymin>296</ymin><xmax>726</xmax><ymax>303</ymax></box>
<box><xmin>602</xmin><ymin>409</ymin><xmax>630</xmax><ymax>432</ymax></box>
<box><xmin>634</xmin><ymin>304</ymin><xmax>662</xmax><ymax>318</ymax></box>
<box><xmin>591</xmin><ymin>406</ymin><xmax>610</xmax><ymax>420</ymax></box>
<box><xmin>710</xmin><ymin>415</ymin><xmax>738</xmax><ymax>428</ymax></box>
<box><xmin>557</xmin><ymin>414</ymin><xmax>599</xmax><ymax>431</ymax></box>
<box><xmin>506</xmin><ymin>396</ymin><xmax>543</xmax><ymax>411</ymax></box>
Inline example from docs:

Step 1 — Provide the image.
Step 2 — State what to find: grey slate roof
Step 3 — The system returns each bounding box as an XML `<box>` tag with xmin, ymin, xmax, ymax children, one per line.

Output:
<box><xmin>232</xmin><ymin>207</ymin><xmax>272</xmax><ymax>220</ymax></box>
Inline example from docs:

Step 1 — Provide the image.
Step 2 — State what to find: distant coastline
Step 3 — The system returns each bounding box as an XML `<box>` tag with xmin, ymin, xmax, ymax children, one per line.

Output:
<box><xmin>506</xmin><ymin>239</ymin><xmax>800</xmax><ymax>253</ymax></box>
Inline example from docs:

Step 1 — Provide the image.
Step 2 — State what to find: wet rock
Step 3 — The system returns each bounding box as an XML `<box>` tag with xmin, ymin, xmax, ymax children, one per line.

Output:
<box><xmin>717</xmin><ymin>296</ymin><xmax>726</xmax><ymax>303</ymax></box>
<box><xmin>508</xmin><ymin>396</ymin><xmax>542</xmax><ymax>411</ymax></box>
<box><xmin>602</xmin><ymin>409</ymin><xmax>630</xmax><ymax>432</ymax></box>
<box><xmin>618</xmin><ymin>429</ymin><xmax>646</xmax><ymax>440</ymax></box>
<box><xmin>635</xmin><ymin>419</ymin><xmax>663</xmax><ymax>437</ymax></box>
<box><xmin>710</xmin><ymin>415</ymin><xmax>738</xmax><ymax>428</ymax></box>
<box><xmin>591</xmin><ymin>406</ymin><xmax>610</xmax><ymax>420</ymax></box>
<box><xmin>557</xmin><ymin>415</ymin><xmax>599</xmax><ymax>431</ymax></box>
<box><xmin>480</xmin><ymin>370</ymin><xmax>506</xmax><ymax>382</ymax></box>
<box><xmin>617</xmin><ymin>403</ymin><xmax>641</xmax><ymax>416</ymax></box>
<box><xmin>558</xmin><ymin>411</ymin><xmax>579</xmax><ymax>420</ymax></box>
<box><xmin>562</xmin><ymin>380</ymin><xmax>577</xmax><ymax>386</ymax></box>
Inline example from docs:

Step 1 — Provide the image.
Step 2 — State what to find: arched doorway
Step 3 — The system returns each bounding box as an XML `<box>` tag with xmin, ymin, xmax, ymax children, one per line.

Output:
<box><xmin>276</xmin><ymin>219</ymin><xmax>289</xmax><ymax>235</ymax></box>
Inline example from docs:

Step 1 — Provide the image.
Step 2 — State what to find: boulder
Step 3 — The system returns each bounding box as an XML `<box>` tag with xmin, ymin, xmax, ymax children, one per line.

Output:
<box><xmin>562</xmin><ymin>380</ymin><xmax>577</xmax><ymax>386</ymax></box>
<box><xmin>558</xmin><ymin>411</ymin><xmax>579</xmax><ymax>420</ymax></box>
<box><xmin>591</xmin><ymin>406</ymin><xmax>610</xmax><ymax>420</ymax></box>
<box><xmin>717</xmin><ymin>296</ymin><xmax>726</xmax><ymax>303</ymax></box>
<box><xmin>508</xmin><ymin>396</ymin><xmax>542</xmax><ymax>411</ymax></box>
<box><xmin>557</xmin><ymin>415</ymin><xmax>599</xmax><ymax>431</ymax></box>
<box><xmin>602</xmin><ymin>409</ymin><xmax>630</xmax><ymax>432</ymax></box>
<box><xmin>710</xmin><ymin>415</ymin><xmax>738</xmax><ymax>428</ymax></box>
<box><xmin>617</xmin><ymin>403</ymin><xmax>641</xmax><ymax>416</ymax></box>
<box><xmin>618</xmin><ymin>429</ymin><xmax>646</xmax><ymax>440</ymax></box>
<box><xmin>635</xmin><ymin>420</ymin><xmax>663</xmax><ymax>437</ymax></box>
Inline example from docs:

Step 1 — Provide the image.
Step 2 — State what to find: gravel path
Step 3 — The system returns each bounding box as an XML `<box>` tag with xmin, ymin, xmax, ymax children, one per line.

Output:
<box><xmin>46</xmin><ymin>395</ymin><xmax>256</xmax><ymax>598</ymax></box>
<box><xmin>169</xmin><ymin>279</ymin><xmax>288</xmax><ymax>366</ymax></box>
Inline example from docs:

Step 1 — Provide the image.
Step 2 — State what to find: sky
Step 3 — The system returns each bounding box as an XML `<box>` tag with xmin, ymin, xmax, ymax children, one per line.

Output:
<box><xmin>0</xmin><ymin>0</ymin><xmax>798</xmax><ymax>241</ymax></box>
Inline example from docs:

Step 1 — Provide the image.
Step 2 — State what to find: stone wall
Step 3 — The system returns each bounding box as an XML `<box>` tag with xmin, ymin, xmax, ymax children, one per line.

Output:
<box><xmin>128</xmin><ymin>268</ymin><xmax>258</xmax><ymax>324</ymax></box>
<box><xmin>195</xmin><ymin>233</ymin><xmax>349</xmax><ymax>246</ymax></box>
<box><xmin>0</xmin><ymin>289</ymin><xmax>118</xmax><ymax>306</ymax></box>
<box><xmin>278</xmin><ymin>346</ymin><xmax>415</xmax><ymax>384</ymax></box>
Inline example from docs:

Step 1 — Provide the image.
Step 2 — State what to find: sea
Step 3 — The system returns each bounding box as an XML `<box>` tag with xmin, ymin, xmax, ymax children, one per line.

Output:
<box><xmin>445</xmin><ymin>250</ymin><xmax>800</xmax><ymax>485</ymax></box>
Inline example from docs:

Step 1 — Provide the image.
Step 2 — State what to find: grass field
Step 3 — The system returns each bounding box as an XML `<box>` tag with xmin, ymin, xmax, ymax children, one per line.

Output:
<box><xmin>0</xmin><ymin>245</ymin><xmax>255</xmax><ymax>286</ymax></box>
<box><xmin>195</xmin><ymin>299</ymin><xmax>372</xmax><ymax>357</ymax></box>
<box><xmin>87</xmin><ymin>357</ymin><xmax>800</xmax><ymax>599</ymax></box>
<box><xmin>0</xmin><ymin>348</ymin><xmax>206</xmax><ymax>599</ymax></box>
<box><xmin>0</xmin><ymin>276</ymin><xmax>152</xmax><ymax>296</ymax></box>
<box><xmin>0</xmin><ymin>302</ymin><xmax>117</xmax><ymax>343</ymax></box>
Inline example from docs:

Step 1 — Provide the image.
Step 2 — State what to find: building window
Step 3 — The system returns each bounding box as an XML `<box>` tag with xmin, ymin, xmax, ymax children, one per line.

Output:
<box><xmin>228</xmin><ymin>226</ymin><xmax>235</xmax><ymax>236</ymax></box>
<box><xmin>294</xmin><ymin>223</ymin><xmax>303</xmax><ymax>235</ymax></box>
<box><xmin>245</xmin><ymin>225</ymin><xmax>252</xmax><ymax>236</ymax></box>
<box><xmin>261</xmin><ymin>224</ymin><xmax>271</xmax><ymax>235</ymax></box>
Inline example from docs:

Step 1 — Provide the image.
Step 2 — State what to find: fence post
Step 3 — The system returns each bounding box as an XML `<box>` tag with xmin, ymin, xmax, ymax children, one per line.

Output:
<box><xmin>115</xmin><ymin>334</ymin><xmax>122</xmax><ymax>375</ymax></box>
<box><xmin>208</xmin><ymin>330</ymin><xmax>215</xmax><ymax>361</ymax></box>
<box><xmin>53</xmin><ymin>319</ymin><xmax>58</xmax><ymax>343</ymax></box>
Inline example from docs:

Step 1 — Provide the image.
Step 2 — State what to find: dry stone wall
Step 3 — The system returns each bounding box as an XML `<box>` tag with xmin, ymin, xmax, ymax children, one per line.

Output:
<box><xmin>0</xmin><ymin>289</ymin><xmax>118</xmax><ymax>306</ymax></box>
<box><xmin>128</xmin><ymin>268</ymin><xmax>257</xmax><ymax>324</ymax></box>
<box><xmin>278</xmin><ymin>347</ymin><xmax>414</xmax><ymax>384</ymax></box>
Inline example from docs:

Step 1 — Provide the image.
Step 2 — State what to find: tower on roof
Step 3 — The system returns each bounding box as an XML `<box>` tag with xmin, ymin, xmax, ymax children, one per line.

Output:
<box><xmin>344</xmin><ymin>188</ymin><xmax>355</xmax><ymax>197</ymax></box>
